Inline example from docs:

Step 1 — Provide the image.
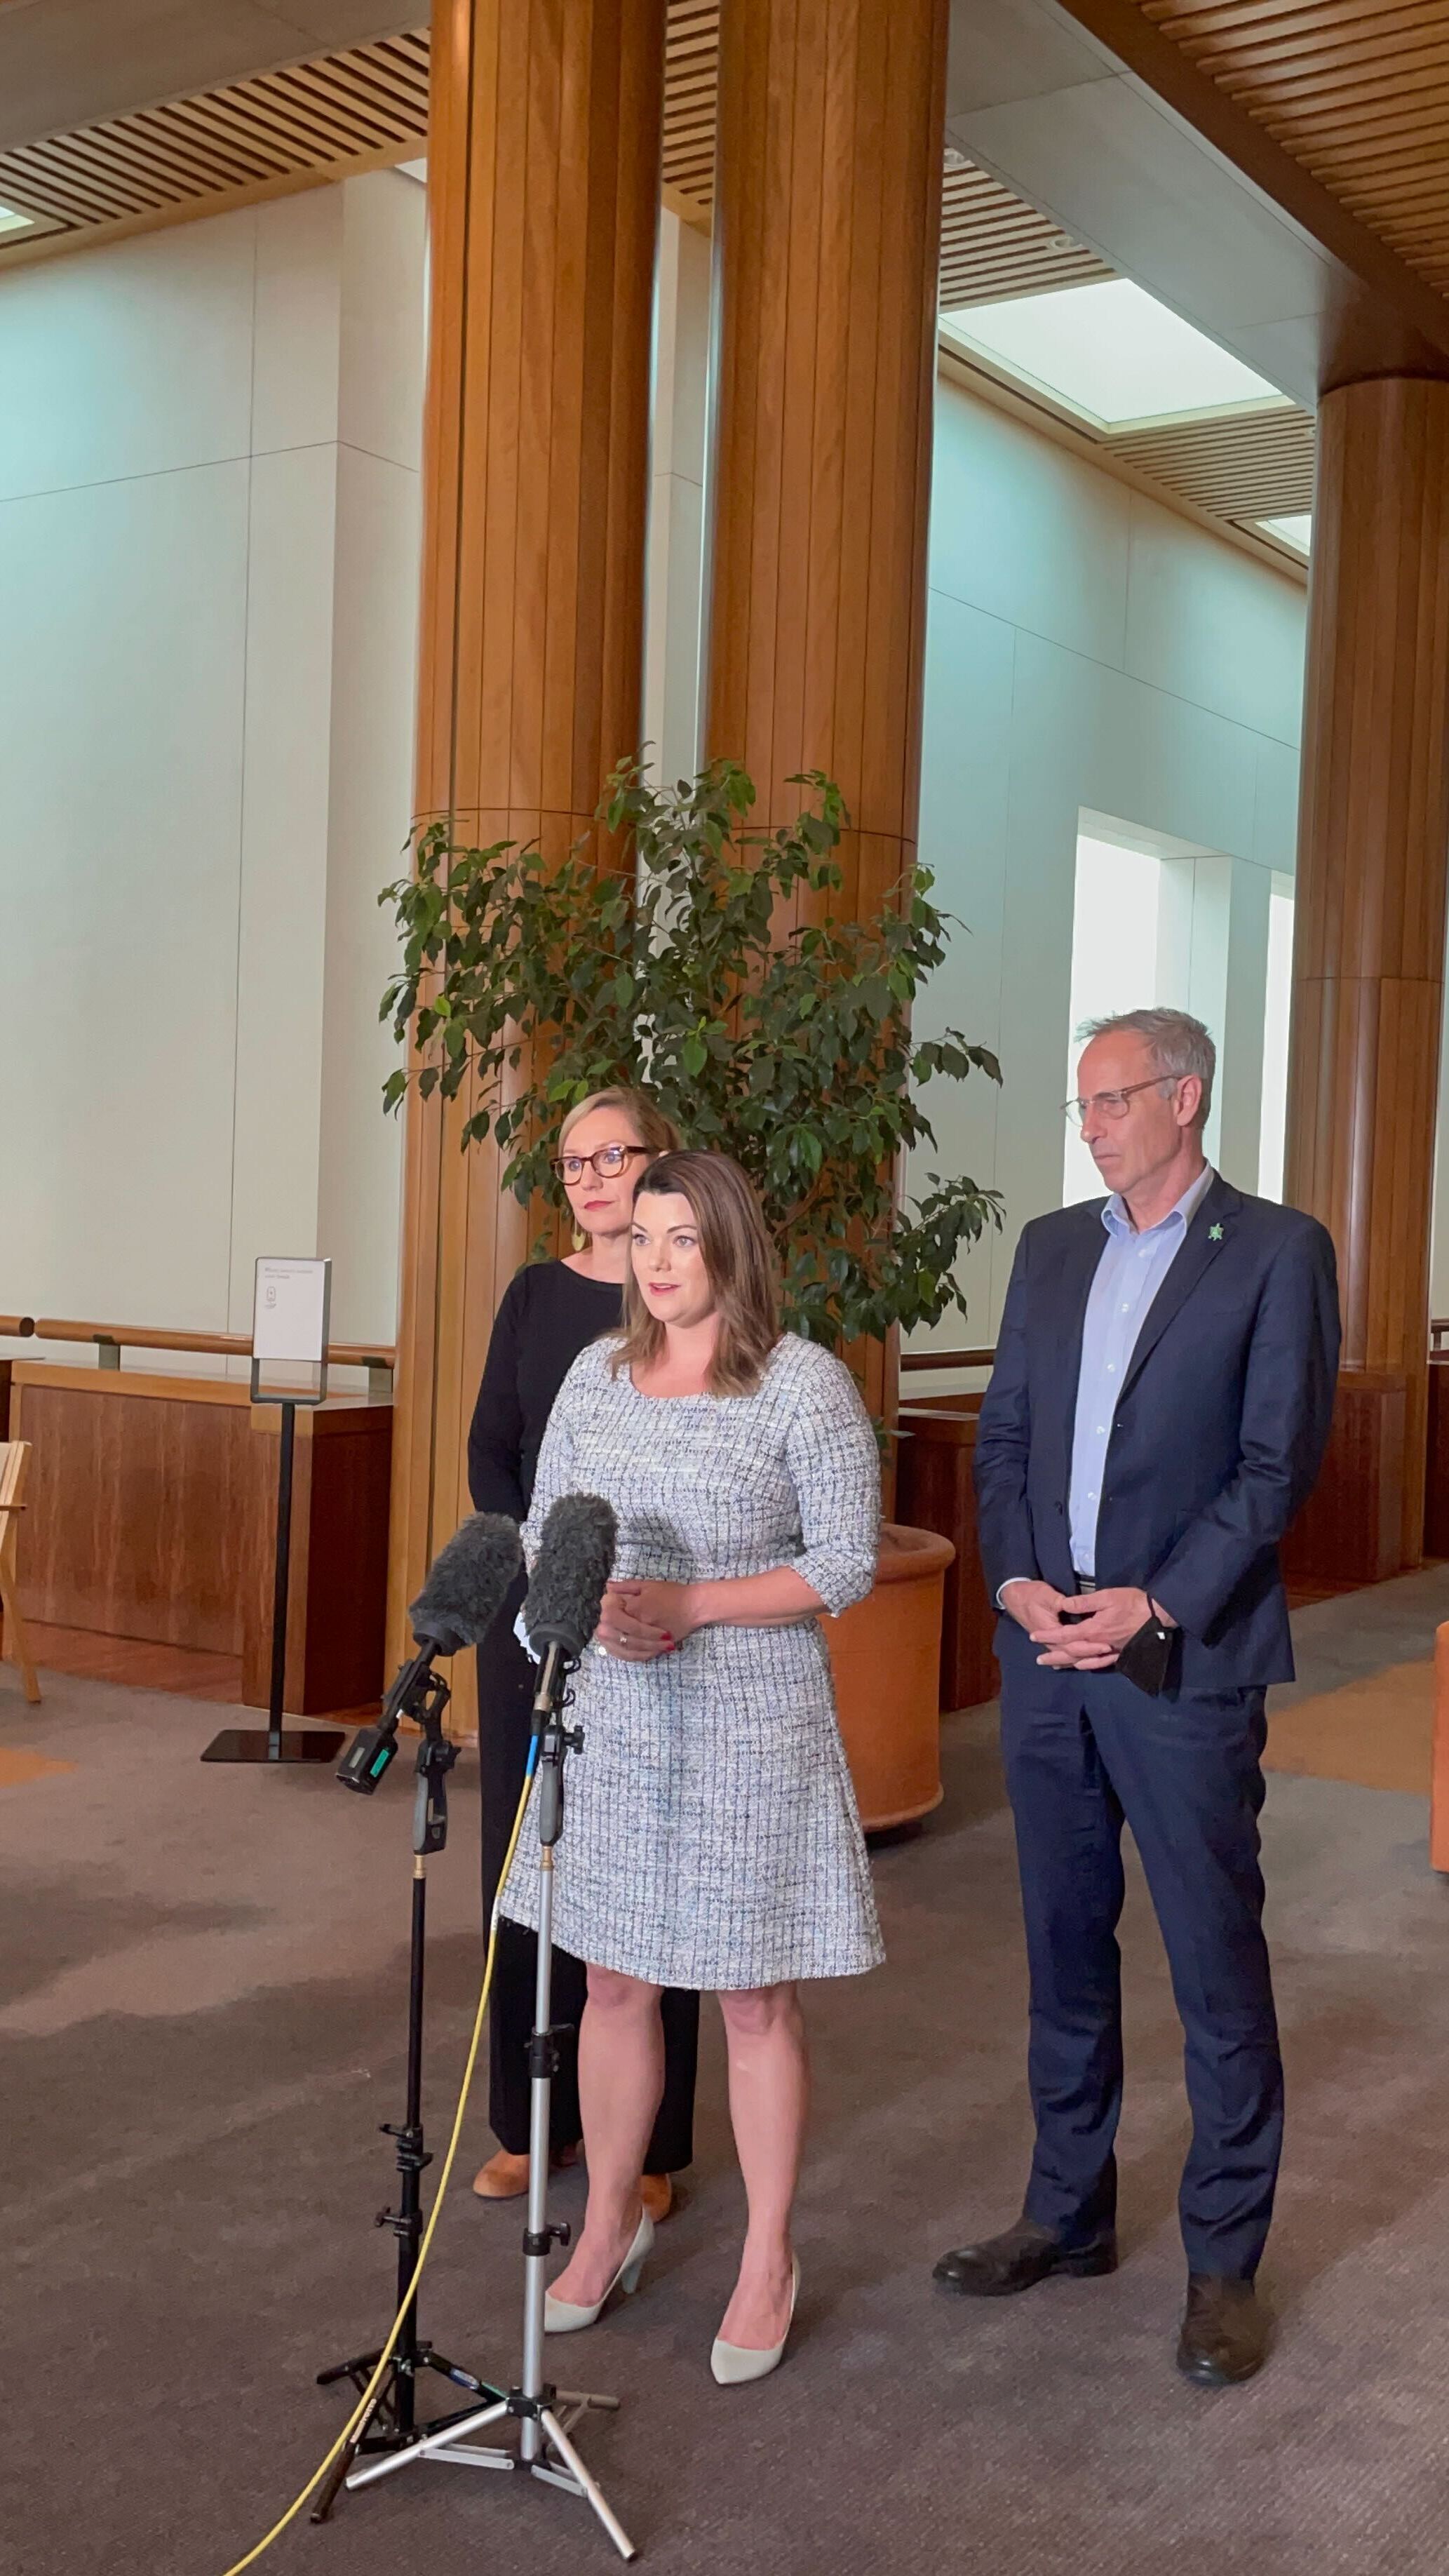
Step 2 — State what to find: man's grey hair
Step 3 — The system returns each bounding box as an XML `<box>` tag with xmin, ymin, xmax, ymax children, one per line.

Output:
<box><xmin>1076</xmin><ymin>1007</ymin><xmax>1216</xmax><ymax>1127</ymax></box>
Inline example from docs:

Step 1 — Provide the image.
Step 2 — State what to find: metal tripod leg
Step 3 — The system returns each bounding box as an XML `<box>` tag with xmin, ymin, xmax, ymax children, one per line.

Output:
<box><xmin>538</xmin><ymin>2406</ymin><xmax>636</xmax><ymax>2560</ymax></box>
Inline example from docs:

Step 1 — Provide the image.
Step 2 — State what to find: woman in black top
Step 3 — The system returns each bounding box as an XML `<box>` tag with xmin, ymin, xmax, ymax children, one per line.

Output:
<box><xmin>469</xmin><ymin>1086</ymin><xmax>700</xmax><ymax>2215</ymax></box>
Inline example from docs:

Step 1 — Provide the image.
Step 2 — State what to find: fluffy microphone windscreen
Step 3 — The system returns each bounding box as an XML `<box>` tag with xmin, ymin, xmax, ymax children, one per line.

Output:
<box><xmin>525</xmin><ymin>1494</ymin><xmax>618</xmax><ymax>1661</ymax></box>
<box><xmin>409</xmin><ymin>1512</ymin><xmax>523</xmax><ymax>1654</ymax></box>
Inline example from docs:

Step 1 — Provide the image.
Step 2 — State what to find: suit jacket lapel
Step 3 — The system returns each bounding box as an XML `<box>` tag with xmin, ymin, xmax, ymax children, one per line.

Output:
<box><xmin>1056</xmin><ymin>1202</ymin><xmax>1111</xmax><ymax>1460</ymax></box>
<box><xmin>1119</xmin><ymin>1173</ymin><xmax>1239</xmax><ymax>1400</ymax></box>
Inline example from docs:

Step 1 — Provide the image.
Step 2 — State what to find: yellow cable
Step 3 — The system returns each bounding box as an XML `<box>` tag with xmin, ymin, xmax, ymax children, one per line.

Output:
<box><xmin>217</xmin><ymin>1759</ymin><xmax>536</xmax><ymax>2576</ymax></box>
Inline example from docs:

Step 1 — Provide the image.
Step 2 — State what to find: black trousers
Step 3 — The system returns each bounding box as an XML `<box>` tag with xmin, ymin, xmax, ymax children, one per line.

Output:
<box><xmin>998</xmin><ymin>1631</ymin><xmax>1282</xmax><ymax>2278</ymax></box>
<box><xmin>478</xmin><ymin>1610</ymin><xmax>699</xmax><ymax>2171</ymax></box>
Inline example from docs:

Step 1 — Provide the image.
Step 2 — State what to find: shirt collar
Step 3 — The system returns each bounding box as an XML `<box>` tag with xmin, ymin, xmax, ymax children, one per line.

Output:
<box><xmin>1102</xmin><ymin>1161</ymin><xmax>1215</xmax><ymax>1242</ymax></box>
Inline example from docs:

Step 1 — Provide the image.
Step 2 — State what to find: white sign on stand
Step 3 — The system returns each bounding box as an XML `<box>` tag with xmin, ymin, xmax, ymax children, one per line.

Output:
<box><xmin>252</xmin><ymin>1256</ymin><xmax>331</xmax><ymax>1403</ymax></box>
<box><xmin>201</xmin><ymin>1254</ymin><xmax>346</xmax><ymax>1763</ymax></box>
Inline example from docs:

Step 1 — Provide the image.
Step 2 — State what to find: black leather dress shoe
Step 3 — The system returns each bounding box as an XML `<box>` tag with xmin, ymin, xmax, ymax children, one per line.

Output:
<box><xmin>1175</xmin><ymin>2275</ymin><xmax>1269</xmax><ymax>2386</ymax></box>
<box><xmin>933</xmin><ymin>2216</ymin><xmax>1118</xmax><ymax>2298</ymax></box>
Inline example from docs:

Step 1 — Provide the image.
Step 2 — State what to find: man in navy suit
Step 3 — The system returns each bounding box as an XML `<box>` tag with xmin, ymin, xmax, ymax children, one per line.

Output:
<box><xmin>934</xmin><ymin>1007</ymin><xmax>1340</xmax><ymax>2384</ymax></box>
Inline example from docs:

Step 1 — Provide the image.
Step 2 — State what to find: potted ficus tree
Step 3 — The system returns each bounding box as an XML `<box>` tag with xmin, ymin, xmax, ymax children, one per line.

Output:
<box><xmin>381</xmin><ymin>758</ymin><xmax>1002</xmax><ymax>1827</ymax></box>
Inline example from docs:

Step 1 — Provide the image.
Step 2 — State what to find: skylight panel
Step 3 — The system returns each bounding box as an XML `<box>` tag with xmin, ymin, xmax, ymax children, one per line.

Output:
<box><xmin>0</xmin><ymin>200</ymin><xmax>37</xmax><ymax>239</ymax></box>
<box><xmin>938</xmin><ymin>279</ymin><xmax>1291</xmax><ymax>435</ymax></box>
<box><xmin>1255</xmin><ymin>514</ymin><xmax>1311</xmax><ymax>558</ymax></box>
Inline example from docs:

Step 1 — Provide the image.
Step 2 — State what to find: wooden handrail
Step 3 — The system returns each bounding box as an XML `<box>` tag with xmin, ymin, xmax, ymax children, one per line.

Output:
<box><xmin>900</xmin><ymin>1346</ymin><xmax>995</xmax><ymax>1371</ymax></box>
<box><xmin>4</xmin><ymin>1316</ymin><xmax>395</xmax><ymax>1371</ymax></box>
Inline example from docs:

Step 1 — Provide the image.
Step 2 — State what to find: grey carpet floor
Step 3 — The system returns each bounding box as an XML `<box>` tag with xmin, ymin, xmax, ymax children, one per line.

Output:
<box><xmin>8</xmin><ymin>1581</ymin><xmax>1449</xmax><ymax>2576</ymax></box>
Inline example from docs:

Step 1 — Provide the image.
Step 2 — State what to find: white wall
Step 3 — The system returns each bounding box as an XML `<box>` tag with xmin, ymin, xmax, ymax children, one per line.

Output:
<box><xmin>909</xmin><ymin>377</ymin><xmax>1307</xmax><ymax>1352</ymax></box>
<box><xmin>0</xmin><ymin>173</ymin><xmax>424</xmax><ymax>1363</ymax></box>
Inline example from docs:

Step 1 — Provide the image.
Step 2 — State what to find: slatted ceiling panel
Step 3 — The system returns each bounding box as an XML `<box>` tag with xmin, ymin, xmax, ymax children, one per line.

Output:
<box><xmin>0</xmin><ymin>30</ymin><xmax>429</xmax><ymax>243</ymax></box>
<box><xmin>1141</xmin><ymin>0</ymin><xmax>1449</xmax><ymax>290</ymax></box>
<box><xmin>939</xmin><ymin>161</ymin><xmax>1113</xmax><ymax>305</ymax></box>
<box><xmin>663</xmin><ymin>0</ymin><xmax>719</xmax><ymax>215</ymax></box>
<box><xmin>1112</xmin><ymin>405</ymin><xmax>1316</xmax><ymax>514</ymax></box>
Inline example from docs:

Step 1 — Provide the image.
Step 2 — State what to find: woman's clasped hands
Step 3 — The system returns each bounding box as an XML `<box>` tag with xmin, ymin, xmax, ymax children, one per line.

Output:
<box><xmin>595</xmin><ymin>1578</ymin><xmax>701</xmax><ymax>1661</ymax></box>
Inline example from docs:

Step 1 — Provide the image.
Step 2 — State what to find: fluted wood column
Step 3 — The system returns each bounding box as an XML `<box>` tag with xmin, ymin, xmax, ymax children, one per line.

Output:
<box><xmin>1286</xmin><ymin>375</ymin><xmax>1449</xmax><ymax>1567</ymax></box>
<box><xmin>706</xmin><ymin>0</ymin><xmax>948</xmax><ymax>1420</ymax></box>
<box><xmin>389</xmin><ymin>0</ymin><xmax>664</xmax><ymax>1689</ymax></box>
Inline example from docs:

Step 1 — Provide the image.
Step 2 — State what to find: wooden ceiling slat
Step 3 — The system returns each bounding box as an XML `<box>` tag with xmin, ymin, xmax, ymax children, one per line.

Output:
<box><xmin>156</xmin><ymin>86</ymin><xmax>350</xmax><ymax>167</ymax></box>
<box><xmin>1192</xmin><ymin>6</ymin><xmax>1448</xmax><ymax>67</ymax></box>
<box><xmin>97</xmin><ymin>110</ymin><xmax>275</xmax><ymax>194</ymax></box>
<box><xmin>0</xmin><ymin>142</ymin><xmax>147</xmax><ymax>218</ymax></box>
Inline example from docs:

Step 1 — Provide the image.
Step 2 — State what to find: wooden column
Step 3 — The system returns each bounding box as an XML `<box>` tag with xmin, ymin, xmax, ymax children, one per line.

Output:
<box><xmin>706</xmin><ymin>0</ymin><xmax>948</xmax><ymax>1420</ymax></box>
<box><xmin>389</xmin><ymin>0</ymin><xmax>664</xmax><ymax>1695</ymax></box>
<box><xmin>1286</xmin><ymin>376</ymin><xmax>1449</xmax><ymax>1568</ymax></box>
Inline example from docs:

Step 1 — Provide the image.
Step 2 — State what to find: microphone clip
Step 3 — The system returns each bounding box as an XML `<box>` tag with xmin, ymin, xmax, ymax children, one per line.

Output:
<box><xmin>335</xmin><ymin>1656</ymin><xmax>457</xmax><ymax>1855</ymax></box>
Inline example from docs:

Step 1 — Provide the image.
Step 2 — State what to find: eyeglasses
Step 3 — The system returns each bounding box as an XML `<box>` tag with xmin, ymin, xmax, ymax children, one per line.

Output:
<box><xmin>1064</xmin><ymin>1076</ymin><xmax>1181</xmax><ymax>1128</ymax></box>
<box><xmin>551</xmin><ymin>1143</ymin><xmax>649</xmax><ymax>1183</ymax></box>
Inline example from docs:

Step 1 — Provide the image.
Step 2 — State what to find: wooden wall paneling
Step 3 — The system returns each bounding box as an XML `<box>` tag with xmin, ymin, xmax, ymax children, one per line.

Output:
<box><xmin>1285</xmin><ymin>375</ymin><xmax>1449</xmax><ymax>1567</ymax></box>
<box><xmin>241</xmin><ymin>1404</ymin><xmax>393</xmax><ymax>1714</ymax></box>
<box><xmin>1424</xmin><ymin>1353</ymin><xmax>1449</xmax><ymax>1559</ymax></box>
<box><xmin>387</xmin><ymin>0</ymin><xmax>665</xmax><ymax>1732</ymax></box>
<box><xmin>9</xmin><ymin>1366</ymin><xmax>392</xmax><ymax>1705</ymax></box>
<box><xmin>896</xmin><ymin>1398</ymin><xmax>999</xmax><ymax>1712</ymax></box>
<box><xmin>10</xmin><ymin>1368</ymin><xmax>263</xmax><ymax>1652</ymax></box>
<box><xmin>1281</xmin><ymin>1369</ymin><xmax>1408</xmax><ymax>1587</ymax></box>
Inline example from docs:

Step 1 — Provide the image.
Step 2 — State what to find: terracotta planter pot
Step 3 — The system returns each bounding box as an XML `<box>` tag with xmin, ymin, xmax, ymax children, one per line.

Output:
<box><xmin>825</xmin><ymin>1522</ymin><xmax>955</xmax><ymax>1832</ymax></box>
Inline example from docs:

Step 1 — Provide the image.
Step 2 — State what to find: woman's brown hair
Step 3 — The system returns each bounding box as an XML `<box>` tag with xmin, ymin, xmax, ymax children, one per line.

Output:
<box><xmin>558</xmin><ymin>1085</ymin><xmax>680</xmax><ymax>1160</ymax></box>
<box><xmin>612</xmin><ymin>1150</ymin><xmax>781</xmax><ymax>1396</ymax></box>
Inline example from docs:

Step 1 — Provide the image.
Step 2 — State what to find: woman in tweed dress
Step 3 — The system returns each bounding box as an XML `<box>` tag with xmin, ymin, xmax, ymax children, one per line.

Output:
<box><xmin>501</xmin><ymin>1151</ymin><xmax>883</xmax><ymax>2383</ymax></box>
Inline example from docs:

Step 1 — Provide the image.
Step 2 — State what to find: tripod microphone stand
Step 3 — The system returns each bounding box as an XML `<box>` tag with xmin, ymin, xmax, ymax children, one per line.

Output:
<box><xmin>311</xmin><ymin>1660</ymin><xmax>504</xmax><ymax>2521</ymax></box>
<box><xmin>342</xmin><ymin>1637</ymin><xmax>638</xmax><ymax>2561</ymax></box>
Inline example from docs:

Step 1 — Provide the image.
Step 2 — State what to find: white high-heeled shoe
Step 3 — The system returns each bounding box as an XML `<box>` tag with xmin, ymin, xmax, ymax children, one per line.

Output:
<box><xmin>710</xmin><ymin>2258</ymin><xmax>800</xmax><ymax>2386</ymax></box>
<box><xmin>544</xmin><ymin>2207</ymin><xmax>654</xmax><ymax>2334</ymax></box>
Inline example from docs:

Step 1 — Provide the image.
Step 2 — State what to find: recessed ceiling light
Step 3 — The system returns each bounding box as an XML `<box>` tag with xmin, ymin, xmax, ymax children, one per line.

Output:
<box><xmin>0</xmin><ymin>199</ymin><xmax>38</xmax><ymax>239</ymax></box>
<box><xmin>938</xmin><ymin>279</ymin><xmax>1291</xmax><ymax>436</ymax></box>
<box><xmin>1254</xmin><ymin>513</ymin><xmax>1311</xmax><ymax>557</ymax></box>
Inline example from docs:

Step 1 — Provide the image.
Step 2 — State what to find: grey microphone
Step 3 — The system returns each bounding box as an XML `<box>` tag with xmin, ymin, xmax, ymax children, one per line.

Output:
<box><xmin>524</xmin><ymin>1496</ymin><xmax>617</xmax><ymax>1834</ymax></box>
<box><xmin>408</xmin><ymin>1510</ymin><xmax>524</xmax><ymax>1655</ymax></box>
<box><xmin>337</xmin><ymin>1512</ymin><xmax>523</xmax><ymax>1794</ymax></box>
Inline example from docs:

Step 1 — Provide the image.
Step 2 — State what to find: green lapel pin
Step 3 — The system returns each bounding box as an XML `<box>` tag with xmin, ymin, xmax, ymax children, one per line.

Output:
<box><xmin>1208</xmin><ymin>1223</ymin><xmax>1223</xmax><ymax>1242</ymax></box>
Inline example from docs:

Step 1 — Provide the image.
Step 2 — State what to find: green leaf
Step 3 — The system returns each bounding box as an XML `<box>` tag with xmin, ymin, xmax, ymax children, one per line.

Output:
<box><xmin>377</xmin><ymin>756</ymin><xmax>1002</xmax><ymax>1411</ymax></box>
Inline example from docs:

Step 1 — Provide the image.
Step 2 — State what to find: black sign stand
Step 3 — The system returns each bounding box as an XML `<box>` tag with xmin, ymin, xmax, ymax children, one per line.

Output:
<box><xmin>203</xmin><ymin>1263</ymin><xmax>346</xmax><ymax>1764</ymax></box>
<box><xmin>202</xmin><ymin>1393</ymin><xmax>345</xmax><ymax>1764</ymax></box>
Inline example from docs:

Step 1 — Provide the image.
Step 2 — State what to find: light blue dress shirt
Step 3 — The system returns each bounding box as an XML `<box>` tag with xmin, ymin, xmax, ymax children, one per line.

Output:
<box><xmin>1067</xmin><ymin>1162</ymin><xmax>1215</xmax><ymax>1580</ymax></box>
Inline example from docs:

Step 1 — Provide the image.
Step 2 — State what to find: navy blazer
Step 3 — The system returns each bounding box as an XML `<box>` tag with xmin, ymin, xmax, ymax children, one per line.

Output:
<box><xmin>974</xmin><ymin>1174</ymin><xmax>1341</xmax><ymax>1691</ymax></box>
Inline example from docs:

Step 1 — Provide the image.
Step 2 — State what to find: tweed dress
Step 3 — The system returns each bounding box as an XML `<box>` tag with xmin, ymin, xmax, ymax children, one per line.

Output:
<box><xmin>499</xmin><ymin>1331</ymin><xmax>886</xmax><ymax>1990</ymax></box>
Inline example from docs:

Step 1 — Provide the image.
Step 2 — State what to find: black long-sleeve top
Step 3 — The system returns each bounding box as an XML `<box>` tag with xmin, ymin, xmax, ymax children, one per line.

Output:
<box><xmin>466</xmin><ymin>1260</ymin><xmax>624</xmax><ymax>1521</ymax></box>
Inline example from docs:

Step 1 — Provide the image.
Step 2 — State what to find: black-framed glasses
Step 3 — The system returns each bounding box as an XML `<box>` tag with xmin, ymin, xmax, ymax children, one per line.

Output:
<box><xmin>1064</xmin><ymin>1076</ymin><xmax>1181</xmax><ymax>1129</ymax></box>
<box><xmin>551</xmin><ymin>1143</ymin><xmax>650</xmax><ymax>1183</ymax></box>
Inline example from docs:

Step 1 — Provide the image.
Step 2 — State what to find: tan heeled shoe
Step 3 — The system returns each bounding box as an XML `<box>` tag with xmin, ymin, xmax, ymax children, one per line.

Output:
<box><xmin>710</xmin><ymin>2258</ymin><xmax>800</xmax><ymax>2387</ymax></box>
<box><xmin>471</xmin><ymin>2142</ymin><xmax>579</xmax><ymax>2201</ymax></box>
<box><xmin>544</xmin><ymin>2208</ymin><xmax>654</xmax><ymax>2333</ymax></box>
<box><xmin>640</xmin><ymin>2172</ymin><xmax>674</xmax><ymax>2223</ymax></box>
